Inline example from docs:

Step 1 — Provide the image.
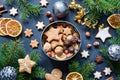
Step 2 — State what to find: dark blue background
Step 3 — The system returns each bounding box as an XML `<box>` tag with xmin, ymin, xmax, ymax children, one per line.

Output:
<box><xmin>0</xmin><ymin>0</ymin><xmax>118</xmax><ymax>80</ymax></box>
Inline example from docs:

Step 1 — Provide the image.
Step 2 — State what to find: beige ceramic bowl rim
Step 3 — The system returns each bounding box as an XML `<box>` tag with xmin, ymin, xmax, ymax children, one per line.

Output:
<box><xmin>40</xmin><ymin>21</ymin><xmax>82</xmax><ymax>61</ymax></box>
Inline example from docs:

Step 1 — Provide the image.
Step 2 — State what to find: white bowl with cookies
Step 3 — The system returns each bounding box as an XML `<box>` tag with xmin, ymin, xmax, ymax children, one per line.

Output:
<box><xmin>41</xmin><ymin>21</ymin><xmax>81</xmax><ymax>61</ymax></box>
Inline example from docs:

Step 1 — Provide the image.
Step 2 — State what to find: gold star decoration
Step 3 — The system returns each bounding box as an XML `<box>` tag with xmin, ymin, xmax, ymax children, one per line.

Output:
<box><xmin>18</xmin><ymin>55</ymin><xmax>36</xmax><ymax>74</ymax></box>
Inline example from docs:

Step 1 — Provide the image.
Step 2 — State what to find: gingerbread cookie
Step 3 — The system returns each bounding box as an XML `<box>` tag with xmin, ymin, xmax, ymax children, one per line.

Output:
<box><xmin>44</xmin><ymin>27</ymin><xmax>60</xmax><ymax>42</ymax></box>
<box><xmin>30</xmin><ymin>39</ymin><xmax>39</xmax><ymax>48</ymax></box>
<box><xmin>103</xmin><ymin>67</ymin><xmax>112</xmax><ymax>76</ymax></box>
<box><xmin>36</xmin><ymin>21</ymin><xmax>45</xmax><ymax>30</ymax></box>
<box><xmin>40</xmin><ymin>0</ymin><xmax>48</xmax><ymax>7</ymax></box>
<box><xmin>63</xmin><ymin>26</ymin><xmax>72</xmax><ymax>35</ymax></box>
<box><xmin>45</xmin><ymin>68</ymin><xmax>62</xmax><ymax>80</ymax></box>
<box><xmin>24</xmin><ymin>28</ymin><xmax>33</xmax><ymax>37</ymax></box>
<box><xmin>51</xmin><ymin>34</ymin><xmax>64</xmax><ymax>49</ymax></box>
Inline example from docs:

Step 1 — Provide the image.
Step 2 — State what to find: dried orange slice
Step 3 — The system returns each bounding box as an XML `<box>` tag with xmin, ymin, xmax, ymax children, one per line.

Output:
<box><xmin>6</xmin><ymin>20</ymin><xmax>22</xmax><ymax>37</ymax></box>
<box><xmin>0</xmin><ymin>18</ymin><xmax>11</xmax><ymax>35</ymax></box>
<box><xmin>0</xmin><ymin>18</ymin><xmax>6</xmax><ymax>36</ymax></box>
<box><xmin>66</xmin><ymin>72</ymin><xmax>83</xmax><ymax>80</ymax></box>
<box><xmin>107</xmin><ymin>14</ymin><xmax>120</xmax><ymax>29</ymax></box>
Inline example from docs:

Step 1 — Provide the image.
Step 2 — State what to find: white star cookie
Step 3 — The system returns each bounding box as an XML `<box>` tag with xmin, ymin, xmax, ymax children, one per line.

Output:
<box><xmin>81</xmin><ymin>50</ymin><xmax>89</xmax><ymax>58</ymax></box>
<box><xmin>9</xmin><ymin>7</ymin><xmax>18</xmax><ymax>16</ymax></box>
<box><xmin>95</xmin><ymin>27</ymin><xmax>112</xmax><ymax>42</ymax></box>
<box><xmin>40</xmin><ymin>0</ymin><xmax>48</xmax><ymax>7</ymax></box>
<box><xmin>36</xmin><ymin>21</ymin><xmax>45</xmax><ymax>30</ymax></box>
<box><xmin>93</xmin><ymin>71</ymin><xmax>102</xmax><ymax>79</ymax></box>
<box><xmin>103</xmin><ymin>67</ymin><xmax>112</xmax><ymax>76</ymax></box>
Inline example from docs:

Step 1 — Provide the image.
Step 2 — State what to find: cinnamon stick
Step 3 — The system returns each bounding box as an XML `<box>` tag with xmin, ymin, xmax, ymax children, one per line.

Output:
<box><xmin>0</xmin><ymin>5</ymin><xmax>4</xmax><ymax>9</ymax></box>
<box><xmin>0</xmin><ymin>10</ymin><xmax>8</xmax><ymax>14</ymax></box>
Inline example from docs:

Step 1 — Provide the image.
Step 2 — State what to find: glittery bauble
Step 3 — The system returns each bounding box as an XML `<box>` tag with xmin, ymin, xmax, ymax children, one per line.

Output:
<box><xmin>53</xmin><ymin>1</ymin><xmax>69</xmax><ymax>19</ymax></box>
<box><xmin>108</xmin><ymin>44</ymin><xmax>120</xmax><ymax>61</ymax></box>
<box><xmin>0</xmin><ymin>66</ymin><xmax>17</xmax><ymax>80</ymax></box>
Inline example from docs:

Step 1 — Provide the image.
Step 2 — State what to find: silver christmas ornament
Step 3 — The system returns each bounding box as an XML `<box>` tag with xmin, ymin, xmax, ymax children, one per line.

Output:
<box><xmin>0</xmin><ymin>66</ymin><xmax>17</xmax><ymax>80</ymax></box>
<box><xmin>108</xmin><ymin>44</ymin><xmax>120</xmax><ymax>61</ymax></box>
<box><xmin>53</xmin><ymin>1</ymin><xmax>69</xmax><ymax>19</ymax></box>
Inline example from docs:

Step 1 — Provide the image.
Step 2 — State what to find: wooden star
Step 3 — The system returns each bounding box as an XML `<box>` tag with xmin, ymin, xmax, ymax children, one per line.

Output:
<box><xmin>95</xmin><ymin>27</ymin><xmax>112</xmax><ymax>42</ymax></box>
<box><xmin>40</xmin><ymin>0</ymin><xmax>48</xmax><ymax>7</ymax></box>
<box><xmin>36</xmin><ymin>21</ymin><xmax>45</xmax><ymax>30</ymax></box>
<box><xmin>30</xmin><ymin>39</ymin><xmax>39</xmax><ymax>48</ymax></box>
<box><xmin>24</xmin><ymin>28</ymin><xmax>33</xmax><ymax>37</ymax></box>
<box><xmin>9</xmin><ymin>7</ymin><xmax>18</xmax><ymax>16</ymax></box>
<box><xmin>18</xmin><ymin>55</ymin><xmax>36</xmax><ymax>74</ymax></box>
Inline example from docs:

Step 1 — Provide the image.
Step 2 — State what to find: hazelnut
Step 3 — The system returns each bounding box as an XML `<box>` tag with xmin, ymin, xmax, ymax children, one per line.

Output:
<box><xmin>46</xmin><ymin>11</ymin><xmax>51</xmax><ymax>17</ymax></box>
<box><xmin>49</xmin><ymin>17</ymin><xmax>54</xmax><ymax>22</ymax></box>
<box><xmin>85</xmin><ymin>32</ymin><xmax>90</xmax><ymax>38</ymax></box>
<box><xmin>54</xmin><ymin>46</ymin><xmax>63</xmax><ymax>56</ymax></box>
<box><xmin>87</xmin><ymin>44</ymin><xmax>92</xmax><ymax>49</ymax></box>
<box><xmin>95</xmin><ymin>55</ymin><xmax>103</xmax><ymax>64</ymax></box>
<box><xmin>93</xmin><ymin>41</ymin><xmax>99</xmax><ymax>47</ymax></box>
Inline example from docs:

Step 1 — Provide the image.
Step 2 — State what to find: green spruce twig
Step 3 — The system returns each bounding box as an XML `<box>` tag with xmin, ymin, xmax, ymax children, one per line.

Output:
<box><xmin>69</xmin><ymin>61</ymin><xmax>95</xmax><ymax>80</ymax></box>
<box><xmin>4</xmin><ymin>0</ymin><xmax>42</xmax><ymax>21</ymax></box>
<box><xmin>0</xmin><ymin>40</ymin><xmax>45</xmax><ymax>80</ymax></box>
<box><xmin>100</xmin><ymin>29</ymin><xmax>120</xmax><ymax>78</ymax></box>
<box><xmin>83</xmin><ymin>0</ymin><xmax>120</xmax><ymax>24</ymax></box>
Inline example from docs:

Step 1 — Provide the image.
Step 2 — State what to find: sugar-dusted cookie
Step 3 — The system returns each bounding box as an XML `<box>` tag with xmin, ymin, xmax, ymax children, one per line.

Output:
<box><xmin>40</xmin><ymin>0</ymin><xmax>48</xmax><ymax>7</ymax></box>
<box><xmin>81</xmin><ymin>50</ymin><xmax>89</xmax><ymax>59</ymax></box>
<box><xmin>9</xmin><ymin>7</ymin><xmax>18</xmax><ymax>16</ymax></box>
<box><xmin>36</xmin><ymin>21</ymin><xmax>45</xmax><ymax>30</ymax></box>
<box><xmin>103</xmin><ymin>67</ymin><xmax>112</xmax><ymax>76</ymax></box>
<box><xmin>93</xmin><ymin>71</ymin><xmax>102</xmax><ymax>79</ymax></box>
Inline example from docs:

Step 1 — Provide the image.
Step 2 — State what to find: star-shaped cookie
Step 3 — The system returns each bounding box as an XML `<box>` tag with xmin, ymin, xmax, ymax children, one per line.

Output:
<box><xmin>95</xmin><ymin>27</ymin><xmax>112</xmax><ymax>42</ymax></box>
<box><xmin>103</xmin><ymin>67</ymin><xmax>112</xmax><ymax>76</ymax></box>
<box><xmin>81</xmin><ymin>50</ymin><xmax>89</xmax><ymax>58</ymax></box>
<box><xmin>9</xmin><ymin>7</ymin><xmax>18</xmax><ymax>16</ymax></box>
<box><xmin>40</xmin><ymin>0</ymin><xmax>48</xmax><ymax>7</ymax></box>
<box><xmin>18</xmin><ymin>55</ymin><xmax>36</xmax><ymax>74</ymax></box>
<box><xmin>24</xmin><ymin>28</ymin><xmax>33</xmax><ymax>37</ymax></box>
<box><xmin>44</xmin><ymin>27</ymin><xmax>60</xmax><ymax>42</ymax></box>
<box><xmin>30</xmin><ymin>39</ymin><xmax>39</xmax><ymax>48</ymax></box>
<box><xmin>36</xmin><ymin>21</ymin><xmax>45</xmax><ymax>30</ymax></box>
<box><xmin>93</xmin><ymin>71</ymin><xmax>102</xmax><ymax>79</ymax></box>
<box><xmin>63</xmin><ymin>27</ymin><xmax>72</xmax><ymax>35</ymax></box>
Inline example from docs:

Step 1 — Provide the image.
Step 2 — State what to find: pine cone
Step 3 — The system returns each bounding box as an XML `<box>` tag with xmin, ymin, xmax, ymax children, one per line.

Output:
<box><xmin>0</xmin><ymin>66</ymin><xmax>17</xmax><ymax>80</ymax></box>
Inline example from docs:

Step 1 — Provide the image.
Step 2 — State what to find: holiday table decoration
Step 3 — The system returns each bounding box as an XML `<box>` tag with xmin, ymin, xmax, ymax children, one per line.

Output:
<box><xmin>68</xmin><ymin>61</ymin><xmax>95</xmax><ymax>80</ymax></box>
<box><xmin>0</xmin><ymin>5</ymin><xmax>7</xmax><ymax>16</ymax></box>
<box><xmin>0</xmin><ymin>66</ymin><xmax>17</xmax><ymax>80</ymax></box>
<box><xmin>107</xmin><ymin>14</ymin><xmax>120</xmax><ymax>29</ymax></box>
<box><xmin>95</xmin><ymin>27</ymin><xmax>112</xmax><ymax>42</ymax></box>
<box><xmin>4</xmin><ymin>0</ymin><xmax>42</xmax><ymax>20</ymax></box>
<box><xmin>0</xmin><ymin>40</ymin><xmax>45</xmax><ymax>80</ymax></box>
<box><xmin>53</xmin><ymin>1</ymin><xmax>69</xmax><ymax>19</ymax></box>
<box><xmin>100</xmin><ymin>29</ymin><xmax>120</xmax><ymax>79</ymax></box>
<box><xmin>108</xmin><ymin>44</ymin><xmax>120</xmax><ymax>61</ymax></box>
<box><xmin>9</xmin><ymin>7</ymin><xmax>18</xmax><ymax>16</ymax></box>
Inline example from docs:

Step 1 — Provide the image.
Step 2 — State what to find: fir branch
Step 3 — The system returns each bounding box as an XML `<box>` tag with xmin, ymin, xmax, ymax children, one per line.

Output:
<box><xmin>83</xmin><ymin>0</ymin><xmax>120</xmax><ymax>23</ymax></box>
<box><xmin>32</xmin><ymin>67</ymin><xmax>45</xmax><ymax>78</ymax></box>
<box><xmin>4</xmin><ymin>0</ymin><xmax>42</xmax><ymax>21</ymax></box>
<box><xmin>69</xmin><ymin>61</ymin><xmax>95</xmax><ymax>80</ymax></box>
<box><xmin>100</xmin><ymin>29</ymin><xmax>120</xmax><ymax>78</ymax></box>
<box><xmin>30</xmin><ymin>51</ymin><xmax>41</xmax><ymax>63</ymax></box>
<box><xmin>0</xmin><ymin>40</ymin><xmax>45</xmax><ymax>79</ymax></box>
